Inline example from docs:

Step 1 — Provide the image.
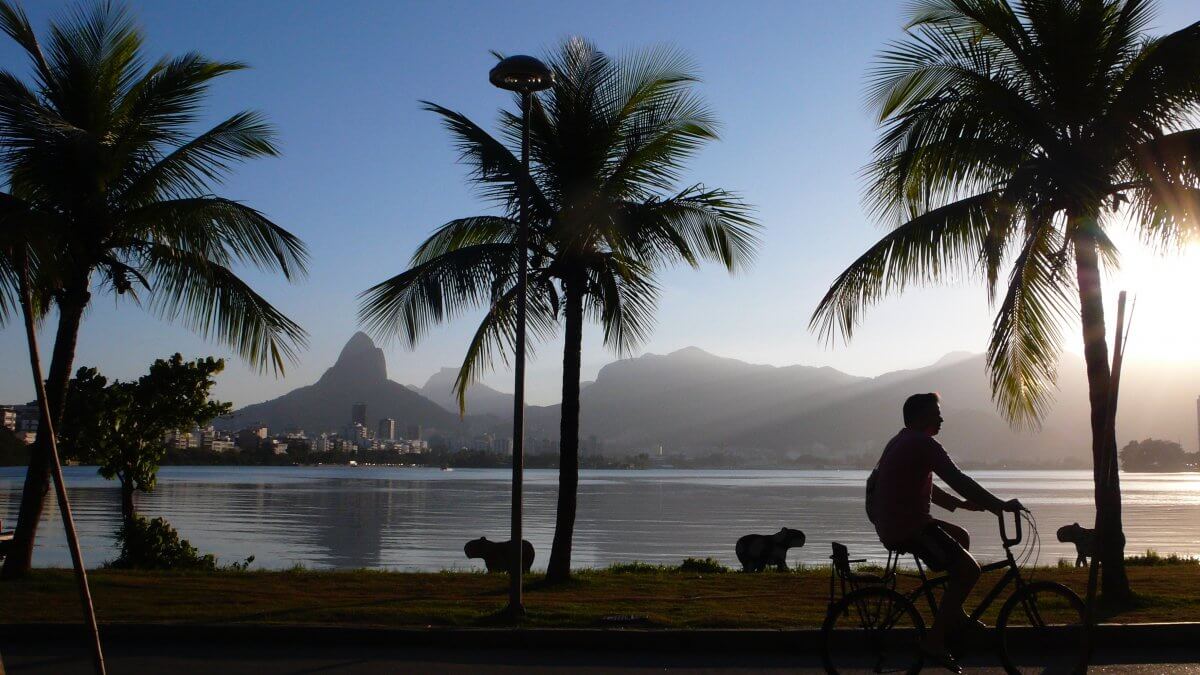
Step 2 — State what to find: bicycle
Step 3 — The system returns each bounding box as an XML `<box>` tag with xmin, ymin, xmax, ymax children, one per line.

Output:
<box><xmin>820</xmin><ymin>510</ymin><xmax>1090</xmax><ymax>674</ymax></box>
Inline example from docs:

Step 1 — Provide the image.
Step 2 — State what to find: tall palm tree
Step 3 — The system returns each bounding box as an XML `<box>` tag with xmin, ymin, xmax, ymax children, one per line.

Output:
<box><xmin>811</xmin><ymin>0</ymin><xmax>1200</xmax><ymax>599</ymax></box>
<box><xmin>360</xmin><ymin>38</ymin><xmax>759</xmax><ymax>583</ymax></box>
<box><xmin>0</xmin><ymin>1</ymin><xmax>308</xmax><ymax>578</ymax></box>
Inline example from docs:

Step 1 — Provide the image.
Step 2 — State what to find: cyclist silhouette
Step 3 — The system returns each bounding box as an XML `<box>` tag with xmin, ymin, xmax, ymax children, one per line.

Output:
<box><xmin>866</xmin><ymin>393</ymin><xmax>1024</xmax><ymax>671</ymax></box>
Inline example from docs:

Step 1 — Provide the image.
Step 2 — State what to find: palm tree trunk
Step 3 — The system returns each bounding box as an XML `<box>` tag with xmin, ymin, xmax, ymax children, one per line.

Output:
<box><xmin>2</xmin><ymin>282</ymin><xmax>89</xmax><ymax>579</ymax></box>
<box><xmin>546</xmin><ymin>279</ymin><xmax>584</xmax><ymax>583</ymax></box>
<box><xmin>1072</xmin><ymin>228</ymin><xmax>1131</xmax><ymax>600</ymax></box>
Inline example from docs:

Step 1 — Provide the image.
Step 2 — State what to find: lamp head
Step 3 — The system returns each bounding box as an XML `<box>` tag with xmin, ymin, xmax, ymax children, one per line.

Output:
<box><xmin>489</xmin><ymin>55</ymin><xmax>554</xmax><ymax>92</ymax></box>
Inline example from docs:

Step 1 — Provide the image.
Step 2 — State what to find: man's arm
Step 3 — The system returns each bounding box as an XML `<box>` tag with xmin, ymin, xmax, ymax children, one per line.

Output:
<box><xmin>930</xmin><ymin>445</ymin><xmax>1007</xmax><ymax>514</ymax></box>
<box><xmin>931</xmin><ymin>484</ymin><xmax>962</xmax><ymax>512</ymax></box>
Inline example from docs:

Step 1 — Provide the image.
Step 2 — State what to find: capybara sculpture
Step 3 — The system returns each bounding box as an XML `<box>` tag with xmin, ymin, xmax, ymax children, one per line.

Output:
<box><xmin>736</xmin><ymin>527</ymin><xmax>806</xmax><ymax>572</ymax></box>
<box><xmin>464</xmin><ymin>536</ymin><xmax>534</xmax><ymax>573</ymax></box>
<box><xmin>1056</xmin><ymin>523</ymin><xmax>1096</xmax><ymax>567</ymax></box>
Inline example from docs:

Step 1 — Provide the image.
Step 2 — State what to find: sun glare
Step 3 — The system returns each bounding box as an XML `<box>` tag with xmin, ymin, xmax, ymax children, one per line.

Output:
<box><xmin>1103</xmin><ymin>229</ymin><xmax>1200</xmax><ymax>364</ymax></box>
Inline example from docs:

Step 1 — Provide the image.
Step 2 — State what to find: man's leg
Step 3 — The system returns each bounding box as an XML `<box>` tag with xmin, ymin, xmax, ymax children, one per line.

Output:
<box><xmin>935</xmin><ymin>519</ymin><xmax>970</xmax><ymax>550</ymax></box>
<box><xmin>916</xmin><ymin>525</ymin><xmax>981</xmax><ymax>657</ymax></box>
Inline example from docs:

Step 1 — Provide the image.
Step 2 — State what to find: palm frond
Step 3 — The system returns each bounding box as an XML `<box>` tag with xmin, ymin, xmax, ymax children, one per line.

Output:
<box><xmin>141</xmin><ymin>243</ymin><xmax>307</xmax><ymax>375</ymax></box>
<box><xmin>0</xmin><ymin>1</ymin><xmax>53</xmax><ymax>87</ymax></box>
<box><xmin>585</xmin><ymin>254</ymin><xmax>659</xmax><ymax>355</ymax></box>
<box><xmin>451</xmin><ymin>277</ymin><xmax>558</xmax><ymax>415</ymax></box>
<box><xmin>0</xmin><ymin>190</ymin><xmax>65</xmax><ymax>325</ymax></box>
<box><xmin>411</xmin><ymin>216</ymin><xmax>517</xmax><ymax>264</ymax></box>
<box><xmin>358</xmin><ymin>243</ymin><xmax>516</xmax><ymax>348</ymax></box>
<box><xmin>1124</xmin><ymin>129</ymin><xmax>1200</xmax><ymax>248</ymax></box>
<box><xmin>811</xmin><ymin>190</ymin><xmax>1005</xmax><ymax>342</ymax></box>
<box><xmin>421</xmin><ymin>101</ymin><xmax>553</xmax><ymax>221</ymax></box>
<box><xmin>114</xmin><ymin>53</ymin><xmax>248</xmax><ymax>151</ymax></box>
<box><xmin>120</xmin><ymin>111</ymin><xmax>279</xmax><ymax>205</ymax></box>
<box><xmin>42</xmin><ymin>0</ymin><xmax>145</xmax><ymax>125</ymax></box>
<box><xmin>0</xmin><ymin>69</ymin><xmax>66</xmax><ymax>162</ymax></box>
<box><xmin>615</xmin><ymin>185</ymin><xmax>759</xmax><ymax>273</ymax></box>
<box><xmin>986</xmin><ymin>225</ymin><xmax>1075</xmax><ymax>428</ymax></box>
<box><xmin>118</xmin><ymin>197</ymin><xmax>308</xmax><ymax>279</ymax></box>
<box><xmin>1100</xmin><ymin>19</ymin><xmax>1200</xmax><ymax>151</ymax></box>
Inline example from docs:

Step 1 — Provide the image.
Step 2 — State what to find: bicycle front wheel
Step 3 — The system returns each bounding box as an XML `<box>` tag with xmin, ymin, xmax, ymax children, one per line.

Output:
<box><xmin>997</xmin><ymin>581</ymin><xmax>1089</xmax><ymax>674</ymax></box>
<box><xmin>821</xmin><ymin>586</ymin><xmax>925</xmax><ymax>674</ymax></box>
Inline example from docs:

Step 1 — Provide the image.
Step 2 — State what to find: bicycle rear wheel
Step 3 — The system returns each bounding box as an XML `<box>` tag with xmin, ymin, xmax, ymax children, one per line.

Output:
<box><xmin>821</xmin><ymin>586</ymin><xmax>925</xmax><ymax>674</ymax></box>
<box><xmin>997</xmin><ymin>581</ymin><xmax>1089</xmax><ymax>674</ymax></box>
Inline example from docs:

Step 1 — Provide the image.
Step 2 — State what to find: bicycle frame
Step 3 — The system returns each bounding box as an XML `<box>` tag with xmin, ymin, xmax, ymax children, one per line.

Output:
<box><xmin>893</xmin><ymin>511</ymin><xmax>1031</xmax><ymax>622</ymax></box>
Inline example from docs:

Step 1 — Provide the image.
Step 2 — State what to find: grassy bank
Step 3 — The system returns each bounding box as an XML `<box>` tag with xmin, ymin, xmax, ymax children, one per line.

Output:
<box><xmin>2</xmin><ymin>563</ymin><xmax>1199</xmax><ymax>629</ymax></box>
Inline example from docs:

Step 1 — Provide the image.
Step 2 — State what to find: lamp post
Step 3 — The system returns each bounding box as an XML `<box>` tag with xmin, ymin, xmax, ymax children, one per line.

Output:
<box><xmin>489</xmin><ymin>54</ymin><xmax>553</xmax><ymax>618</ymax></box>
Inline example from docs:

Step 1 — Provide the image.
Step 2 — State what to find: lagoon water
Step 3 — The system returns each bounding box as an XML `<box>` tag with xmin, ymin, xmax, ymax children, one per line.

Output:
<box><xmin>2</xmin><ymin>466</ymin><xmax>1199</xmax><ymax>571</ymax></box>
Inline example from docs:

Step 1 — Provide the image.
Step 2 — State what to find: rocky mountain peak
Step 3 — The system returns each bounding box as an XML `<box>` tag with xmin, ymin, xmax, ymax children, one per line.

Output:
<box><xmin>324</xmin><ymin>332</ymin><xmax>387</xmax><ymax>384</ymax></box>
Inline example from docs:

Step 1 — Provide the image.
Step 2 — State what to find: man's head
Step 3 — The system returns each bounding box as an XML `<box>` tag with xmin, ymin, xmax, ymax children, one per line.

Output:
<box><xmin>903</xmin><ymin>393</ymin><xmax>943</xmax><ymax>435</ymax></box>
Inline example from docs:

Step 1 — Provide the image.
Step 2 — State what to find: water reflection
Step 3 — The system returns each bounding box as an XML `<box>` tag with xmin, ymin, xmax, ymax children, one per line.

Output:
<box><xmin>1</xmin><ymin>467</ymin><xmax>1198</xmax><ymax>570</ymax></box>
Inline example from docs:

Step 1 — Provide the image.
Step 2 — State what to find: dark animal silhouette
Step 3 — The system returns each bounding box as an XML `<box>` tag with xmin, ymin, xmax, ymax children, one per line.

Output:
<box><xmin>1056</xmin><ymin>523</ymin><xmax>1096</xmax><ymax>567</ymax></box>
<box><xmin>736</xmin><ymin>527</ymin><xmax>806</xmax><ymax>572</ymax></box>
<box><xmin>464</xmin><ymin>537</ymin><xmax>534</xmax><ymax>573</ymax></box>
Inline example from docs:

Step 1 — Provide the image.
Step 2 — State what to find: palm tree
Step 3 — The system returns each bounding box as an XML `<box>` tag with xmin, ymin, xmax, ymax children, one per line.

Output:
<box><xmin>0</xmin><ymin>1</ymin><xmax>308</xmax><ymax>578</ymax></box>
<box><xmin>360</xmin><ymin>38</ymin><xmax>759</xmax><ymax>583</ymax></box>
<box><xmin>811</xmin><ymin>0</ymin><xmax>1200</xmax><ymax>599</ymax></box>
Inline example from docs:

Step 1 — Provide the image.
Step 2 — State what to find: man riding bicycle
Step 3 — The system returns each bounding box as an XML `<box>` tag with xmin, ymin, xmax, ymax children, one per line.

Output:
<box><xmin>866</xmin><ymin>393</ymin><xmax>1025</xmax><ymax>671</ymax></box>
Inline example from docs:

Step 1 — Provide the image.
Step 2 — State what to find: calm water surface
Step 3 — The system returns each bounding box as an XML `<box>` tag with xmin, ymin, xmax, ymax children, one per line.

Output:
<box><xmin>2</xmin><ymin>467</ymin><xmax>1198</xmax><ymax>571</ymax></box>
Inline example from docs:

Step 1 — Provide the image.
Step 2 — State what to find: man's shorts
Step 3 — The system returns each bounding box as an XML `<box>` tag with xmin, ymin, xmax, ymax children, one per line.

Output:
<box><xmin>899</xmin><ymin>520</ymin><xmax>966</xmax><ymax>572</ymax></box>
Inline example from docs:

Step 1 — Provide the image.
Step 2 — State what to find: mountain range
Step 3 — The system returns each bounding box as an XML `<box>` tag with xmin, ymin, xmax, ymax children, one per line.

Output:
<box><xmin>223</xmin><ymin>333</ymin><xmax>1200</xmax><ymax>460</ymax></box>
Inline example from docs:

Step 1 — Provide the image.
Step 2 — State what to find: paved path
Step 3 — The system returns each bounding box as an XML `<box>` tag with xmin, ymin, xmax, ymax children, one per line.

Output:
<box><xmin>3</xmin><ymin>641</ymin><xmax>1200</xmax><ymax>673</ymax></box>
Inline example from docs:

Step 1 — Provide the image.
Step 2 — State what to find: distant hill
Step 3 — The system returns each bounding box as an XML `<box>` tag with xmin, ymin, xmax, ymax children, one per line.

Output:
<box><xmin>541</xmin><ymin>346</ymin><xmax>866</xmax><ymax>451</ymax></box>
<box><xmin>220</xmin><ymin>332</ymin><xmax>461</xmax><ymax>435</ymax></box>
<box><xmin>419</xmin><ymin>367</ymin><xmax>513</xmax><ymax>418</ymax></box>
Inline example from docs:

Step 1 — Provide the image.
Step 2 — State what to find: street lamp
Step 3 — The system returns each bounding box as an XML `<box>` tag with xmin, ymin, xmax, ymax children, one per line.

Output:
<box><xmin>489</xmin><ymin>54</ymin><xmax>553</xmax><ymax>618</ymax></box>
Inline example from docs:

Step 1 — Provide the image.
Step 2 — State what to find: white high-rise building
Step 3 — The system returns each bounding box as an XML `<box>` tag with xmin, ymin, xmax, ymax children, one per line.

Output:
<box><xmin>378</xmin><ymin>418</ymin><xmax>396</xmax><ymax>442</ymax></box>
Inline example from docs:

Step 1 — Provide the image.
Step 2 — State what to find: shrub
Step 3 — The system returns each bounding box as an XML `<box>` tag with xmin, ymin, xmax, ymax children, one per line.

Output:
<box><xmin>107</xmin><ymin>516</ymin><xmax>217</xmax><ymax>571</ymax></box>
<box><xmin>1126</xmin><ymin>549</ymin><xmax>1199</xmax><ymax>567</ymax></box>
<box><xmin>679</xmin><ymin>557</ymin><xmax>728</xmax><ymax>574</ymax></box>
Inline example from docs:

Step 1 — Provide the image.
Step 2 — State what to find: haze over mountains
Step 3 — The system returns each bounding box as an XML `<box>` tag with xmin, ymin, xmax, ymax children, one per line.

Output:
<box><xmin>543</xmin><ymin>347</ymin><xmax>1197</xmax><ymax>461</ymax></box>
<box><xmin>224</xmin><ymin>333</ymin><xmax>1199</xmax><ymax>461</ymax></box>
<box><xmin>417</xmin><ymin>367</ymin><xmax>513</xmax><ymax>419</ymax></box>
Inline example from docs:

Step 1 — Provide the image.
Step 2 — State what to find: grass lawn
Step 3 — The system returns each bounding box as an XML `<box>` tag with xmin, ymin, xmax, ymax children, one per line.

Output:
<box><xmin>2</xmin><ymin>562</ymin><xmax>1198</xmax><ymax>629</ymax></box>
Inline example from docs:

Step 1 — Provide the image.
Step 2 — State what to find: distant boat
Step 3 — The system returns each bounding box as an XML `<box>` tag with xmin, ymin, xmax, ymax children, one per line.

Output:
<box><xmin>440</xmin><ymin>465</ymin><xmax>453</xmax><ymax>472</ymax></box>
<box><xmin>348</xmin><ymin>460</ymin><xmax>358</xmax><ymax>467</ymax></box>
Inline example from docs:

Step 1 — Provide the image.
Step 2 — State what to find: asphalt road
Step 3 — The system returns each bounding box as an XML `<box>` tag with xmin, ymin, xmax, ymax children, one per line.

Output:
<box><xmin>3</xmin><ymin>641</ymin><xmax>1200</xmax><ymax>674</ymax></box>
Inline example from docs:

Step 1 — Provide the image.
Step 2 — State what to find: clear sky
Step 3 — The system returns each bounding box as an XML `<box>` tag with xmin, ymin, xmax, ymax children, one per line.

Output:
<box><xmin>0</xmin><ymin>0</ymin><xmax>1197</xmax><ymax>408</ymax></box>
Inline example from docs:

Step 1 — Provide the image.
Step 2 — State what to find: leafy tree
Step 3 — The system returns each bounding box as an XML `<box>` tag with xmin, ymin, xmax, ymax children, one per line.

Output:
<box><xmin>811</xmin><ymin>0</ymin><xmax>1200</xmax><ymax>599</ymax></box>
<box><xmin>59</xmin><ymin>355</ymin><xmax>231</xmax><ymax>523</ymax></box>
<box><xmin>0</xmin><ymin>1</ymin><xmax>307</xmax><ymax>577</ymax></box>
<box><xmin>360</xmin><ymin>38</ymin><xmax>759</xmax><ymax>582</ymax></box>
<box><xmin>1119</xmin><ymin>438</ymin><xmax>1193</xmax><ymax>472</ymax></box>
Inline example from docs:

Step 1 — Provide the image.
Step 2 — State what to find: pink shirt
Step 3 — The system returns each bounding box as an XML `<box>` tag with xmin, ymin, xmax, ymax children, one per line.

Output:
<box><xmin>867</xmin><ymin>428</ymin><xmax>956</xmax><ymax>547</ymax></box>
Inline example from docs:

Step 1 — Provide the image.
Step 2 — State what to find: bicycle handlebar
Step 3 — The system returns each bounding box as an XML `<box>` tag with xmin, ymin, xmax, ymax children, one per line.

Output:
<box><xmin>998</xmin><ymin>509</ymin><xmax>1023</xmax><ymax>548</ymax></box>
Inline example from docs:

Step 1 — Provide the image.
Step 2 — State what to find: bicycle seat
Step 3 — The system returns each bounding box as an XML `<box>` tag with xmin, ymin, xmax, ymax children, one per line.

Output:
<box><xmin>830</xmin><ymin>542</ymin><xmax>884</xmax><ymax>584</ymax></box>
